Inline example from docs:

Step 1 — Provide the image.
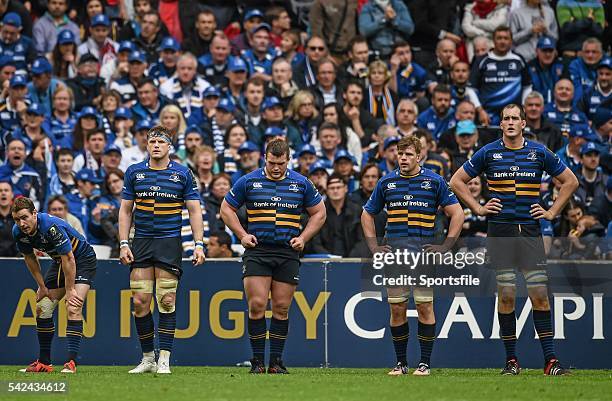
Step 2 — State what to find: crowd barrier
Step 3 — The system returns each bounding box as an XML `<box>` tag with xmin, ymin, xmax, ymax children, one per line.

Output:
<box><xmin>1</xmin><ymin>258</ymin><xmax>610</xmax><ymax>368</ymax></box>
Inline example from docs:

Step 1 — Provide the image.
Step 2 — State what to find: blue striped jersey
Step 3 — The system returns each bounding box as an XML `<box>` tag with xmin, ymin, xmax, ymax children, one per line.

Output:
<box><xmin>224</xmin><ymin>168</ymin><xmax>322</xmax><ymax>247</ymax></box>
<box><xmin>13</xmin><ymin>213</ymin><xmax>96</xmax><ymax>263</ymax></box>
<box><xmin>122</xmin><ymin>160</ymin><xmax>201</xmax><ymax>238</ymax></box>
<box><xmin>463</xmin><ymin>139</ymin><xmax>566</xmax><ymax>225</ymax></box>
<box><xmin>364</xmin><ymin>168</ymin><xmax>458</xmax><ymax>238</ymax></box>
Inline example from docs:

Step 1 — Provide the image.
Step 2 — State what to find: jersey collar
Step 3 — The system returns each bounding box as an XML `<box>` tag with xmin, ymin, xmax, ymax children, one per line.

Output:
<box><xmin>146</xmin><ymin>160</ymin><xmax>173</xmax><ymax>170</ymax></box>
<box><xmin>262</xmin><ymin>167</ymin><xmax>289</xmax><ymax>181</ymax></box>
<box><xmin>398</xmin><ymin>168</ymin><xmax>422</xmax><ymax>179</ymax></box>
<box><xmin>501</xmin><ymin>138</ymin><xmax>526</xmax><ymax>150</ymax></box>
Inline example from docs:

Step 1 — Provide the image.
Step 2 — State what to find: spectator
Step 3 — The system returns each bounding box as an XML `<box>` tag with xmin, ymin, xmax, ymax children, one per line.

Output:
<box><xmin>148</xmin><ymin>37</ymin><xmax>181</xmax><ymax>85</ymax></box>
<box><xmin>65</xmin><ymin>168</ymin><xmax>101</xmax><ymax>239</ymax></box>
<box><xmin>582</xmin><ymin>57</ymin><xmax>611</xmax><ymax>120</ymax></box>
<box><xmin>207</xmin><ymin>231</ymin><xmax>235</xmax><ymax>258</ymax></box>
<box><xmin>337</xmin><ymin>36</ymin><xmax>370</xmax><ymax>89</ymax></box>
<box><xmin>462</xmin><ymin>0</ymin><xmax>509</xmax><ymax>62</ymax></box>
<box><xmin>177</xmin><ymin>125</ymin><xmax>202</xmax><ymax>168</ymax></box>
<box><xmin>417</xmin><ymin>84</ymin><xmax>455</xmax><ymax>141</ymax></box>
<box><xmin>72</xmin><ymin>106</ymin><xmax>100</xmax><ymax>152</ymax></box>
<box><xmin>316</xmin><ymin>122</ymin><xmax>343</xmax><ymax>168</ymax></box>
<box><xmin>219</xmin><ymin>123</ymin><xmax>247</xmax><ymax>175</ymax></box>
<box><xmin>388</xmin><ymin>41</ymin><xmax>430</xmax><ymax>107</ymax></box>
<box><xmin>111</xmin><ymin>106</ymin><xmax>134</xmax><ymax>150</ymax></box>
<box><xmin>77</xmin><ymin>13</ymin><xmax>118</xmax><ymax>71</ymax></box>
<box><xmin>449</xmin><ymin>60</ymin><xmax>488</xmax><ymax>125</ymax></box>
<box><xmin>587</xmin><ymin>176</ymin><xmax>612</xmax><ymax>229</ymax></box>
<box><xmin>395</xmin><ymin>99</ymin><xmax>418</xmax><ymax>137</ymax></box>
<box><xmin>109</xmin><ymin>50</ymin><xmax>148</xmax><ymax>105</ymax></box>
<box><xmin>427</xmin><ymin>39</ymin><xmax>458</xmax><ymax>88</ymax></box>
<box><xmin>231</xmin><ymin>141</ymin><xmax>261</xmax><ymax>182</ymax></box>
<box><xmin>48</xmin><ymin>148</ymin><xmax>76</xmax><ymax>196</ymax></box>
<box><xmin>320</xmin><ymin>103</ymin><xmax>362</xmax><ymax>167</ymax></box>
<box><xmin>450</xmin><ymin>120</ymin><xmax>479</xmax><ymax>174</ymax></box>
<box><xmin>27</xmin><ymin>57</ymin><xmax>63</xmax><ymax>117</ymax></box>
<box><xmin>10</xmin><ymin>103</ymin><xmax>51</xmax><ymax>155</ymax></box>
<box><xmin>99</xmin><ymin>90</ymin><xmax>121</xmax><ymax>140</ymax></box>
<box><xmin>311</xmin><ymin>58</ymin><xmax>343</xmax><ymax>110</ymax></box>
<box><xmin>230</xmin><ymin>9</ymin><xmax>264</xmax><ymax>55</ymax></box>
<box><xmin>266</xmin><ymin>6</ymin><xmax>291</xmax><ymax>49</ymax></box>
<box><xmin>89</xmin><ymin>168</ymin><xmax>123</xmax><ymax>250</ymax></box>
<box><xmin>527</xmin><ymin>36</ymin><xmax>564</xmax><ymax>104</ymax></box>
<box><xmin>362</xmin><ymin>124</ymin><xmax>398</xmax><ymax>166</ymax></box>
<box><xmin>308</xmin><ymin>160</ymin><xmax>329</xmax><ymax>197</ymax></box>
<box><xmin>0</xmin><ymin>12</ymin><xmax>36</xmax><ymax>73</ymax></box>
<box><xmin>543</xmin><ymin>78</ymin><xmax>589</xmax><ymax>136</ymax></box>
<box><xmin>193</xmin><ymin>145</ymin><xmax>216</xmax><ymax>196</ymax></box>
<box><xmin>378</xmin><ymin>136</ymin><xmax>399</xmax><ymax>176</ymax></box>
<box><xmin>0</xmin><ymin>55</ymin><xmax>16</xmax><ymax>96</ymax></box>
<box><xmin>0</xmin><ymin>75</ymin><xmax>29</xmax><ymax>144</ymax></box>
<box><xmin>160</xmin><ymin>104</ymin><xmax>187</xmax><ymax>146</ymax></box>
<box><xmin>472</xmin><ymin>36</ymin><xmax>492</xmax><ymax>59</ymax></box>
<box><xmin>470</xmin><ymin>26</ymin><xmax>531</xmax><ymax>125</ymax></box>
<box><xmin>119</xmin><ymin>119</ymin><xmax>152</xmax><ymax>171</ymax></box>
<box><xmin>523</xmin><ymin>91</ymin><xmax>564</xmax><ymax>153</ymax></box>
<box><xmin>205</xmin><ymin>172</ymin><xmax>231</xmax><ymax>224</ymax></box>
<box><xmin>358</xmin><ymin>0</ymin><xmax>413</xmax><ymax>60</ymax></box>
<box><xmin>340</xmin><ymin>81</ymin><xmax>380</xmax><ymax>147</ymax></box>
<box><xmin>46</xmin><ymin>194</ymin><xmax>85</xmax><ymax>236</ymax></box>
<box><xmin>349</xmin><ymin>163</ymin><xmax>382</xmax><ymax>209</ymax></box>
<box><xmin>198</xmin><ymin>33</ymin><xmax>234</xmax><ymax>88</ymax></box>
<box><xmin>132</xmin><ymin>77</ymin><xmax>174</xmax><ymax>124</ymax></box>
<box><xmin>118</xmin><ymin>0</ymin><xmax>165</xmax><ymax>42</ymax></box>
<box><xmin>101</xmin><ymin>144</ymin><xmax>122</xmax><ymax>176</ymax></box>
<box><xmin>554</xmin><ymin>199</ymin><xmax>605</xmax><ymax>259</ymax></box>
<box><xmin>438</xmin><ymin>99</ymin><xmax>479</xmax><ymax>153</ymax></box>
<box><xmin>459</xmin><ymin>175</ymin><xmax>488</xmax><ymax>241</ymax></box>
<box><xmin>0</xmin><ymin>138</ymin><xmax>43</xmax><ymax>209</ymax></box>
<box><xmin>50</xmin><ymin>29</ymin><xmax>78</xmax><ymax>80</ymax></box>
<box><xmin>160</xmin><ymin>53</ymin><xmax>210</xmax><ymax>125</ymax></box>
<box><xmin>556</xmin><ymin>124</ymin><xmax>590</xmax><ymax>175</ymax></box>
<box><xmin>576</xmin><ymin>142</ymin><xmax>607</xmax><ymax>207</ymax></box>
<box><xmin>73</xmin><ymin>129</ymin><xmax>107</xmax><ymax>174</ymax></box>
<box><xmin>332</xmin><ymin>149</ymin><xmax>358</xmax><ymax>191</ymax></box>
<box><xmin>65</xmin><ymin>54</ymin><xmax>106</xmax><ymax>112</ymax></box>
<box><xmin>133</xmin><ymin>11</ymin><xmax>165</xmax><ymax>64</ymax></box>
<box><xmin>568</xmin><ymin>38</ymin><xmax>603</xmax><ymax>104</ymax></box>
<box><xmin>101</xmin><ymin>40</ymin><xmax>135</xmax><ymax>84</ymax></box>
<box><xmin>556</xmin><ymin>0</ymin><xmax>605</xmax><ymax>55</ymax></box>
<box><xmin>310</xmin><ymin>0</ymin><xmax>358</xmax><ymax>60</ymax></box>
<box><xmin>182</xmin><ymin>8</ymin><xmax>217</xmax><ymax>57</ymax></box>
<box><xmin>266</xmin><ymin>57</ymin><xmax>299</xmax><ymax>108</ymax></box>
<box><xmin>293</xmin><ymin>36</ymin><xmax>328</xmax><ymax>89</ymax></box>
<box><xmin>415</xmin><ymin>128</ymin><xmax>449</xmax><ymax>178</ymax></box>
<box><xmin>242</xmin><ymin>23</ymin><xmax>279</xmax><ymax>80</ymax></box>
<box><xmin>509</xmin><ymin>0</ymin><xmax>557</xmax><ymax>63</ymax></box>
<box><xmin>0</xmin><ymin>0</ymin><xmax>32</xmax><ymax>38</ymax></box>
<box><xmin>32</xmin><ymin>0</ymin><xmax>80</xmax><ymax>57</ymax></box>
<box><xmin>210</xmin><ymin>99</ymin><xmax>238</xmax><ymax>154</ymax></box>
<box><xmin>280</xmin><ymin>29</ymin><xmax>304</xmax><ymax>69</ymax></box>
<box><xmin>0</xmin><ymin>180</ymin><xmax>17</xmax><ymax>256</ymax></box>
<box><xmin>286</xmin><ymin>90</ymin><xmax>318</xmax><ymax>149</ymax></box>
<box><xmin>364</xmin><ymin>60</ymin><xmax>398</xmax><ymax>126</ymax></box>
<box><xmin>294</xmin><ymin>143</ymin><xmax>317</xmax><ymax>176</ymax></box>
<box><xmin>260</xmin><ymin>96</ymin><xmax>287</xmax><ymax>135</ymax></box>
<box><xmin>201</xmin><ymin>86</ymin><xmax>220</xmax><ymax>125</ymax></box>
<box><xmin>307</xmin><ymin>174</ymin><xmax>365</xmax><ymax>257</ymax></box>
<box><xmin>592</xmin><ymin>107</ymin><xmax>611</xmax><ymax>143</ymax></box>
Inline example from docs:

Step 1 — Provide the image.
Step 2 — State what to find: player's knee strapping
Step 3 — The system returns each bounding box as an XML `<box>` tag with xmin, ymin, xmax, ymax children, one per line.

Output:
<box><xmin>387</xmin><ymin>289</ymin><xmax>410</xmax><ymax>304</ymax></box>
<box><xmin>37</xmin><ymin>297</ymin><xmax>58</xmax><ymax>319</ymax></box>
<box><xmin>496</xmin><ymin>269</ymin><xmax>516</xmax><ymax>287</ymax></box>
<box><xmin>156</xmin><ymin>278</ymin><xmax>178</xmax><ymax>313</ymax></box>
<box><xmin>130</xmin><ymin>279</ymin><xmax>154</xmax><ymax>294</ymax></box>
<box><xmin>413</xmin><ymin>288</ymin><xmax>433</xmax><ymax>304</ymax></box>
<box><xmin>524</xmin><ymin>270</ymin><xmax>548</xmax><ymax>288</ymax></box>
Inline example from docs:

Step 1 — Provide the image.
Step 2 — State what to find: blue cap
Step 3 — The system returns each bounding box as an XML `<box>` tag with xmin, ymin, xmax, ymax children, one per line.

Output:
<box><xmin>238</xmin><ymin>141</ymin><xmax>259</xmax><ymax>154</ymax></box>
<box><xmin>203</xmin><ymin>86</ymin><xmax>220</xmax><ymax>98</ymax></box>
<box><xmin>118</xmin><ymin>41</ymin><xmax>136</xmax><ymax>53</ymax></box>
<box><xmin>309</xmin><ymin>160</ymin><xmax>329</xmax><ymax>175</ymax></box>
<box><xmin>9</xmin><ymin>74</ymin><xmax>27</xmax><ymax>88</ymax></box>
<box><xmin>456</xmin><ymin>120</ymin><xmax>477</xmax><ymax>135</ymax></box>
<box><xmin>228</xmin><ymin>57</ymin><xmax>248</xmax><ymax>72</ymax></box>
<box><xmin>78</xmin><ymin>106</ymin><xmax>97</xmax><ymax>119</ymax></box>
<box><xmin>593</xmin><ymin>106</ymin><xmax>612</xmax><ymax>129</ymax></box>
<box><xmin>128</xmin><ymin>50</ymin><xmax>146</xmax><ymax>63</ymax></box>
<box><xmin>114</xmin><ymin>107</ymin><xmax>132</xmax><ymax>120</ymax></box>
<box><xmin>569</xmin><ymin>124</ymin><xmax>589</xmax><ymax>138</ymax></box>
<box><xmin>57</xmin><ymin>29</ymin><xmax>76</xmax><ymax>45</ymax></box>
<box><xmin>383</xmin><ymin>136</ymin><xmax>401</xmax><ymax>150</ymax></box>
<box><xmin>597</xmin><ymin>57</ymin><xmax>611</xmax><ymax>70</ymax></box>
<box><xmin>76</xmin><ymin>168</ymin><xmax>103</xmax><ymax>184</ymax></box>
<box><xmin>91</xmin><ymin>13</ymin><xmax>110</xmax><ymax>27</ymax></box>
<box><xmin>298</xmin><ymin>144</ymin><xmax>317</xmax><ymax>157</ymax></box>
<box><xmin>262</xmin><ymin>96</ymin><xmax>282</xmax><ymax>111</ymax></box>
<box><xmin>580</xmin><ymin>142</ymin><xmax>600</xmax><ymax>155</ymax></box>
<box><xmin>31</xmin><ymin>57</ymin><xmax>52</xmax><ymax>75</ymax></box>
<box><xmin>104</xmin><ymin>144</ymin><xmax>122</xmax><ymax>155</ymax></box>
<box><xmin>216</xmin><ymin>98</ymin><xmax>235</xmax><ymax>113</ymax></box>
<box><xmin>159</xmin><ymin>36</ymin><xmax>180</xmax><ymax>52</ymax></box>
<box><xmin>135</xmin><ymin>119</ymin><xmax>154</xmax><ymax>132</ymax></box>
<box><xmin>2</xmin><ymin>12</ymin><xmax>22</xmax><ymax>28</ymax></box>
<box><xmin>334</xmin><ymin>149</ymin><xmax>355</xmax><ymax>164</ymax></box>
<box><xmin>264</xmin><ymin>126</ymin><xmax>286</xmax><ymax>138</ymax></box>
<box><xmin>251</xmin><ymin>23</ymin><xmax>271</xmax><ymax>35</ymax></box>
<box><xmin>0</xmin><ymin>55</ymin><xmax>14</xmax><ymax>68</ymax></box>
<box><xmin>244</xmin><ymin>9</ymin><xmax>264</xmax><ymax>22</ymax></box>
<box><xmin>185</xmin><ymin>125</ymin><xmax>203</xmax><ymax>136</ymax></box>
<box><xmin>537</xmin><ymin>36</ymin><xmax>556</xmax><ymax>50</ymax></box>
<box><xmin>26</xmin><ymin>103</ymin><xmax>44</xmax><ymax>116</ymax></box>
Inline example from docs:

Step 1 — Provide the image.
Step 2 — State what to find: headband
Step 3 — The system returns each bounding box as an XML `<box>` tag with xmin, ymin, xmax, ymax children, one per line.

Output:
<box><xmin>147</xmin><ymin>130</ymin><xmax>172</xmax><ymax>144</ymax></box>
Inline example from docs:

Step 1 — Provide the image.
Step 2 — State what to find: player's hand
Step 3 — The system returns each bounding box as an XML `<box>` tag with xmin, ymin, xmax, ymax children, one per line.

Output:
<box><xmin>477</xmin><ymin>198</ymin><xmax>502</xmax><ymax>216</ymax></box>
<box><xmin>241</xmin><ymin>234</ymin><xmax>258</xmax><ymax>248</ymax></box>
<box><xmin>423</xmin><ymin>244</ymin><xmax>451</xmax><ymax>254</ymax></box>
<box><xmin>192</xmin><ymin>247</ymin><xmax>206</xmax><ymax>266</ymax></box>
<box><xmin>530</xmin><ymin>204</ymin><xmax>554</xmax><ymax>220</ymax></box>
<box><xmin>370</xmin><ymin>244</ymin><xmax>392</xmax><ymax>255</ymax></box>
<box><xmin>66</xmin><ymin>288</ymin><xmax>83</xmax><ymax>308</ymax></box>
<box><xmin>289</xmin><ymin>236</ymin><xmax>306</xmax><ymax>252</ymax></box>
<box><xmin>120</xmin><ymin>246</ymin><xmax>134</xmax><ymax>265</ymax></box>
<box><xmin>36</xmin><ymin>286</ymin><xmax>50</xmax><ymax>302</ymax></box>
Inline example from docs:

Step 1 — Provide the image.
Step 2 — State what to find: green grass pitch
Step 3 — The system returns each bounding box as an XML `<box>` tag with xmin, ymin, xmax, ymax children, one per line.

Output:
<box><xmin>1</xmin><ymin>366</ymin><xmax>611</xmax><ymax>401</ymax></box>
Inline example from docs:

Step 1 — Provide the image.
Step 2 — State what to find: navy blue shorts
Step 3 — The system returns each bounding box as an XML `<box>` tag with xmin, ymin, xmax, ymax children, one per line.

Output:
<box><xmin>131</xmin><ymin>237</ymin><xmax>183</xmax><ymax>279</ymax></box>
<box><xmin>45</xmin><ymin>254</ymin><xmax>97</xmax><ymax>289</ymax></box>
<box><xmin>486</xmin><ymin>222</ymin><xmax>546</xmax><ymax>271</ymax></box>
<box><xmin>242</xmin><ymin>245</ymin><xmax>300</xmax><ymax>285</ymax></box>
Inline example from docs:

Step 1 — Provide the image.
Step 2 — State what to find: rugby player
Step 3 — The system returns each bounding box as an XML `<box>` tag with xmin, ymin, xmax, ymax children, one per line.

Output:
<box><xmin>361</xmin><ymin>136</ymin><xmax>464</xmax><ymax>376</ymax></box>
<box><xmin>220</xmin><ymin>139</ymin><xmax>326</xmax><ymax>374</ymax></box>
<box><xmin>12</xmin><ymin>197</ymin><xmax>97</xmax><ymax>373</ymax></box>
<box><xmin>450</xmin><ymin>104</ymin><xmax>579</xmax><ymax>375</ymax></box>
<box><xmin>119</xmin><ymin>125</ymin><xmax>205</xmax><ymax>374</ymax></box>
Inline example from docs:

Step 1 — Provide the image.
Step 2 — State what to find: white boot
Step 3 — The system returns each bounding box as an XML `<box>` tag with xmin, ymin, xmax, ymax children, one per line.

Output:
<box><xmin>156</xmin><ymin>350</ymin><xmax>171</xmax><ymax>374</ymax></box>
<box><xmin>128</xmin><ymin>352</ymin><xmax>157</xmax><ymax>374</ymax></box>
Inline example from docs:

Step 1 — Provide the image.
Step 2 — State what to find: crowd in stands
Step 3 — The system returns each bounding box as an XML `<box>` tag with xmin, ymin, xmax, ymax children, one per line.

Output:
<box><xmin>0</xmin><ymin>0</ymin><xmax>610</xmax><ymax>260</ymax></box>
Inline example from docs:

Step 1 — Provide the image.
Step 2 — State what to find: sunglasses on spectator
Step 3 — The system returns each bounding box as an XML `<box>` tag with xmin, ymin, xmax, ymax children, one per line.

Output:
<box><xmin>308</xmin><ymin>46</ymin><xmax>325</xmax><ymax>52</ymax></box>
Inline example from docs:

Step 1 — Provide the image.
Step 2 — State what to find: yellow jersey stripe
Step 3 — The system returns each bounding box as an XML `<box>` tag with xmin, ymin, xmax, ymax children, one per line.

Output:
<box><xmin>136</xmin><ymin>199</ymin><xmax>155</xmax><ymax>204</ymax></box>
<box><xmin>515</xmin><ymin>183</ymin><xmax>540</xmax><ymax>188</ymax></box>
<box><xmin>136</xmin><ymin>205</ymin><xmax>154</xmax><ymax>211</ymax></box>
<box><xmin>154</xmin><ymin>209</ymin><xmax>182</xmax><ymax>215</ymax></box>
<box><xmin>487</xmin><ymin>179</ymin><xmax>515</xmax><ymax>185</ymax></box>
<box><xmin>489</xmin><ymin>187</ymin><xmax>515</xmax><ymax>192</ymax></box>
<box><xmin>388</xmin><ymin>209</ymin><xmax>408</xmax><ymax>215</ymax></box>
<box><xmin>276</xmin><ymin>221</ymin><xmax>301</xmax><ymax>228</ymax></box>
<box><xmin>387</xmin><ymin>217</ymin><xmax>408</xmax><ymax>223</ymax></box>
<box><xmin>516</xmin><ymin>191</ymin><xmax>540</xmax><ymax>196</ymax></box>
<box><xmin>408</xmin><ymin>213</ymin><xmax>436</xmax><ymax>220</ymax></box>
<box><xmin>247</xmin><ymin>209</ymin><xmax>276</xmax><ymax>215</ymax></box>
<box><xmin>276</xmin><ymin>213</ymin><xmax>301</xmax><ymax>220</ymax></box>
<box><xmin>248</xmin><ymin>216</ymin><xmax>276</xmax><ymax>222</ymax></box>
<box><xmin>408</xmin><ymin>221</ymin><xmax>435</xmax><ymax>228</ymax></box>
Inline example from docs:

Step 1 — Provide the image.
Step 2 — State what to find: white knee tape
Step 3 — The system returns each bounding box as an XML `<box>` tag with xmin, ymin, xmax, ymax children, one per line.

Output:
<box><xmin>524</xmin><ymin>270</ymin><xmax>548</xmax><ymax>288</ymax></box>
<box><xmin>37</xmin><ymin>297</ymin><xmax>58</xmax><ymax>319</ymax></box>
<box><xmin>156</xmin><ymin>278</ymin><xmax>178</xmax><ymax>313</ymax></box>
<box><xmin>496</xmin><ymin>270</ymin><xmax>517</xmax><ymax>287</ymax></box>
<box><xmin>130</xmin><ymin>280</ymin><xmax>154</xmax><ymax>294</ymax></box>
<box><xmin>413</xmin><ymin>287</ymin><xmax>434</xmax><ymax>304</ymax></box>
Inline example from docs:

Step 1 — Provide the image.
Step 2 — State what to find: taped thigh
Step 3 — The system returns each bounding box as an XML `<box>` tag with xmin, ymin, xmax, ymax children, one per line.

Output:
<box><xmin>523</xmin><ymin>270</ymin><xmax>548</xmax><ymax>288</ymax></box>
<box><xmin>413</xmin><ymin>287</ymin><xmax>433</xmax><ymax>304</ymax></box>
<box><xmin>496</xmin><ymin>269</ymin><xmax>517</xmax><ymax>287</ymax></box>
<box><xmin>37</xmin><ymin>297</ymin><xmax>58</xmax><ymax>319</ymax></box>
<box><xmin>156</xmin><ymin>278</ymin><xmax>178</xmax><ymax>313</ymax></box>
<box><xmin>386</xmin><ymin>287</ymin><xmax>410</xmax><ymax>304</ymax></box>
<box><xmin>130</xmin><ymin>279</ymin><xmax>154</xmax><ymax>294</ymax></box>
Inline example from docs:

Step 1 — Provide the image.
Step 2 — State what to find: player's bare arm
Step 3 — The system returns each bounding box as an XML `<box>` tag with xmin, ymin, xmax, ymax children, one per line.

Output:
<box><xmin>185</xmin><ymin>199</ymin><xmax>205</xmax><ymax>265</ymax></box>
<box><xmin>220</xmin><ymin>200</ymin><xmax>257</xmax><ymax>248</ymax></box>
<box><xmin>289</xmin><ymin>201</ymin><xmax>326</xmax><ymax>252</ymax></box>
<box><xmin>530</xmin><ymin>168</ymin><xmax>579</xmax><ymax>220</ymax></box>
<box><xmin>360</xmin><ymin>211</ymin><xmax>391</xmax><ymax>254</ymax></box>
<box><xmin>118</xmin><ymin>198</ymin><xmax>135</xmax><ymax>265</ymax></box>
<box><xmin>423</xmin><ymin>203</ymin><xmax>465</xmax><ymax>253</ymax></box>
<box><xmin>450</xmin><ymin>167</ymin><xmax>502</xmax><ymax>216</ymax></box>
<box><xmin>60</xmin><ymin>252</ymin><xmax>82</xmax><ymax>308</ymax></box>
<box><xmin>23</xmin><ymin>252</ymin><xmax>48</xmax><ymax>301</ymax></box>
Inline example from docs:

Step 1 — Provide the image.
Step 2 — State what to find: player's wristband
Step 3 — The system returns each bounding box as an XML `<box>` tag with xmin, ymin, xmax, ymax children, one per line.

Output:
<box><xmin>120</xmin><ymin>240</ymin><xmax>130</xmax><ymax>249</ymax></box>
<box><xmin>195</xmin><ymin>241</ymin><xmax>204</xmax><ymax>249</ymax></box>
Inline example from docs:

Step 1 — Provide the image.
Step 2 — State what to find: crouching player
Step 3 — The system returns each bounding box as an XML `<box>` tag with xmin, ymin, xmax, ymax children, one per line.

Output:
<box><xmin>361</xmin><ymin>136</ymin><xmax>464</xmax><ymax>376</ymax></box>
<box><xmin>119</xmin><ymin>125</ymin><xmax>205</xmax><ymax>374</ymax></box>
<box><xmin>12</xmin><ymin>197</ymin><xmax>97</xmax><ymax>373</ymax></box>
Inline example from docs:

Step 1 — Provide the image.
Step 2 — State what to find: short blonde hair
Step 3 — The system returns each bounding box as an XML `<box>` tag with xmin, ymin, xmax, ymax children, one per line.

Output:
<box><xmin>286</xmin><ymin>90</ymin><xmax>318</xmax><ymax>121</ymax></box>
<box><xmin>159</xmin><ymin>104</ymin><xmax>187</xmax><ymax>139</ymax></box>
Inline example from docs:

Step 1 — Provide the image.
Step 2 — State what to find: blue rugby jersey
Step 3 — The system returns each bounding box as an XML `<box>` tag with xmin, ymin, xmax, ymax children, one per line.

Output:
<box><xmin>463</xmin><ymin>139</ymin><xmax>567</xmax><ymax>225</ymax></box>
<box><xmin>13</xmin><ymin>213</ymin><xmax>96</xmax><ymax>263</ymax></box>
<box><xmin>122</xmin><ymin>160</ymin><xmax>201</xmax><ymax>238</ymax></box>
<box><xmin>224</xmin><ymin>168</ymin><xmax>322</xmax><ymax>247</ymax></box>
<box><xmin>363</xmin><ymin>168</ymin><xmax>458</xmax><ymax>238</ymax></box>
